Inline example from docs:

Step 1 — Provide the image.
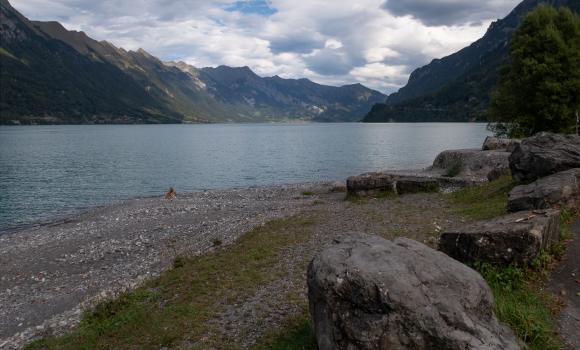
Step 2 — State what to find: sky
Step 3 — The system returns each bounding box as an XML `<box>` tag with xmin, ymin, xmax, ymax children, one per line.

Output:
<box><xmin>11</xmin><ymin>0</ymin><xmax>521</xmax><ymax>93</ymax></box>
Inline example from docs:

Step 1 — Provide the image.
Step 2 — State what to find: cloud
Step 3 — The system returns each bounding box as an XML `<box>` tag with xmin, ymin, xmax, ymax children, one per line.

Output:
<box><xmin>10</xmin><ymin>0</ymin><xmax>521</xmax><ymax>93</ymax></box>
<box><xmin>382</xmin><ymin>0</ymin><xmax>520</xmax><ymax>26</ymax></box>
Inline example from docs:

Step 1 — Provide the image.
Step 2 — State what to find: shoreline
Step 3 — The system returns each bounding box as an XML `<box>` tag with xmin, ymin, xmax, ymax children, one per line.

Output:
<box><xmin>0</xmin><ymin>181</ymin><xmax>338</xmax><ymax>349</ymax></box>
<box><xmin>1</xmin><ymin>174</ymin><xmax>577</xmax><ymax>349</ymax></box>
<box><xmin>0</xmin><ymin>181</ymin><xmax>340</xmax><ymax>236</ymax></box>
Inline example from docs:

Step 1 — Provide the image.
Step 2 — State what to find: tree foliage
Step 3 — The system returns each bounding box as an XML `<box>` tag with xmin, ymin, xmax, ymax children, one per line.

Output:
<box><xmin>488</xmin><ymin>5</ymin><xmax>580</xmax><ymax>137</ymax></box>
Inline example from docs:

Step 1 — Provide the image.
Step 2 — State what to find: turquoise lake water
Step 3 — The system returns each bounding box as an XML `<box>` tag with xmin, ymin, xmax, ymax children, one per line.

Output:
<box><xmin>0</xmin><ymin>123</ymin><xmax>490</xmax><ymax>231</ymax></box>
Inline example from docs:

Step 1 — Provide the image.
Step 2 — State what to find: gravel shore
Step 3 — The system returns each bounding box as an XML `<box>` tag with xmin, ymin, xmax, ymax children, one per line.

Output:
<box><xmin>0</xmin><ymin>182</ymin><xmax>330</xmax><ymax>349</ymax></box>
<box><xmin>6</xmin><ymin>180</ymin><xmax>574</xmax><ymax>349</ymax></box>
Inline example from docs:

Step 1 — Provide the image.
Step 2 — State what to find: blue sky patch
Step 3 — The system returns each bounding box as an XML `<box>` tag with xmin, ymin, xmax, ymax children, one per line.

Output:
<box><xmin>225</xmin><ymin>0</ymin><xmax>276</xmax><ymax>16</ymax></box>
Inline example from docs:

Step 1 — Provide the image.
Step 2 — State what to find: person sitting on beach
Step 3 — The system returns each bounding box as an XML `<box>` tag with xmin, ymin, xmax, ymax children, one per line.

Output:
<box><xmin>165</xmin><ymin>187</ymin><xmax>177</xmax><ymax>199</ymax></box>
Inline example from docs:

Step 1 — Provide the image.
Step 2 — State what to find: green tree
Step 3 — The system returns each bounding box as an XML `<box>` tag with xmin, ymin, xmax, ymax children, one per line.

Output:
<box><xmin>488</xmin><ymin>5</ymin><xmax>580</xmax><ymax>137</ymax></box>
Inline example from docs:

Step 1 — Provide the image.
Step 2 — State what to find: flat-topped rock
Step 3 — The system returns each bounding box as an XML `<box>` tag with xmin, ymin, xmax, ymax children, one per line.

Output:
<box><xmin>482</xmin><ymin>136</ymin><xmax>520</xmax><ymax>152</ymax></box>
<box><xmin>509</xmin><ymin>132</ymin><xmax>580</xmax><ymax>182</ymax></box>
<box><xmin>308</xmin><ymin>235</ymin><xmax>520</xmax><ymax>350</ymax></box>
<box><xmin>346</xmin><ymin>170</ymin><xmax>481</xmax><ymax>196</ymax></box>
<box><xmin>508</xmin><ymin>169</ymin><xmax>580</xmax><ymax>212</ymax></box>
<box><xmin>432</xmin><ymin>148</ymin><xmax>511</xmax><ymax>181</ymax></box>
<box><xmin>346</xmin><ymin>172</ymin><xmax>397</xmax><ymax>195</ymax></box>
<box><xmin>440</xmin><ymin>209</ymin><xmax>560</xmax><ymax>265</ymax></box>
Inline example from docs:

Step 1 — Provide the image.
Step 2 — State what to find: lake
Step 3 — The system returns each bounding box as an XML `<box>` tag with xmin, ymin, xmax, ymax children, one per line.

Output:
<box><xmin>0</xmin><ymin>123</ymin><xmax>490</xmax><ymax>231</ymax></box>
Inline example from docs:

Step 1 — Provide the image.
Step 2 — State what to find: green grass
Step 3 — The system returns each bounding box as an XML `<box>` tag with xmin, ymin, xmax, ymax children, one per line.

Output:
<box><xmin>252</xmin><ymin>313</ymin><xmax>316</xmax><ymax>350</ymax></box>
<box><xmin>473</xmin><ymin>210</ymin><xmax>577</xmax><ymax>350</ymax></box>
<box><xmin>449</xmin><ymin>177</ymin><xmax>576</xmax><ymax>349</ymax></box>
<box><xmin>450</xmin><ymin>176</ymin><xmax>516</xmax><ymax>220</ymax></box>
<box><xmin>475</xmin><ymin>262</ymin><xmax>562</xmax><ymax>350</ymax></box>
<box><xmin>301</xmin><ymin>191</ymin><xmax>315</xmax><ymax>196</ymax></box>
<box><xmin>26</xmin><ymin>216</ymin><xmax>316</xmax><ymax>350</ymax></box>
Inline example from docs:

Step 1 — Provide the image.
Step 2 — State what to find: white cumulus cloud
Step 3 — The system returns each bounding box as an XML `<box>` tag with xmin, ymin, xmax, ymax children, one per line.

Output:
<box><xmin>11</xmin><ymin>0</ymin><xmax>521</xmax><ymax>93</ymax></box>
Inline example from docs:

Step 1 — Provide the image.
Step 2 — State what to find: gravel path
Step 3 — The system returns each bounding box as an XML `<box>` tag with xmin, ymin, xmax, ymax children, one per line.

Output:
<box><xmin>550</xmin><ymin>220</ymin><xmax>580</xmax><ymax>350</ymax></box>
<box><xmin>0</xmin><ymin>183</ymin><xmax>329</xmax><ymax>349</ymax></box>
<box><xmin>197</xmin><ymin>189</ymin><xmax>467</xmax><ymax>348</ymax></box>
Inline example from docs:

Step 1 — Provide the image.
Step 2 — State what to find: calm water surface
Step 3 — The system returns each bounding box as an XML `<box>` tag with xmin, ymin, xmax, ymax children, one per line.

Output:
<box><xmin>0</xmin><ymin>123</ymin><xmax>490</xmax><ymax>231</ymax></box>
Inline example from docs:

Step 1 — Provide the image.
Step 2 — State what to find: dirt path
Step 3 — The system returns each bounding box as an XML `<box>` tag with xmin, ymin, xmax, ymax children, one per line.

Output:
<box><xmin>550</xmin><ymin>220</ymin><xmax>580</xmax><ymax>350</ymax></box>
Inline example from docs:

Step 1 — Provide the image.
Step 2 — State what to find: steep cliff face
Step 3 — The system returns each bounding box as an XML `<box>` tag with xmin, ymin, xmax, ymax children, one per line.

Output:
<box><xmin>0</xmin><ymin>0</ymin><xmax>385</xmax><ymax>124</ymax></box>
<box><xmin>364</xmin><ymin>0</ymin><xmax>580</xmax><ymax>123</ymax></box>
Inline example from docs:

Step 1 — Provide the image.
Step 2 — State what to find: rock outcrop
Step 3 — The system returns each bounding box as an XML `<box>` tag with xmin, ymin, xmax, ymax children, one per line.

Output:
<box><xmin>432</xmin><ymin>149</ymin><xmax>511</xmax><ymax>180</ymax></box>
<box><xmin>507</xmin><ymin>169</ymin><xmax>580</xmax><ymax>212</ymax></box>
<box><xmin>346</xmin><ymin>172</ymin><xmax>396</xmax><ymax>196</ymax></box>
<box><xmin>440</xmin><ymin>209</ymin><xmax>560</xmax><ymax>265</ymax></box>
<box><xmin>346</xmin><ymin>172</ymin><xmax>440</xmax><ymax>196</ymax></box>
<box><xmin>307</xmin><ymin>235</ymin><xmax>520</xmax><ymax>350</ymax></box>
<box><xmin>482</xmin><ymin>137</ymin><xmax>520</xmax><ymax>152</ymax></box>
<box><xmin>509</xmin><ymin>133</ymin><xmax>580</xmax><ymax>182</ymax></box>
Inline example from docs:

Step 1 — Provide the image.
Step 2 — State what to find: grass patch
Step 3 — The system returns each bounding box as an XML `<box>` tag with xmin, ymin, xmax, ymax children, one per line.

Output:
<box><xmin>301</xmin><ymin>191</ymin><xmax>315</xmax><ymax>196</ymax></box>
<box><xmin>550</xmin><ymin>207</ymin><xmax>577</xmax><ymax>259</ymax></box>
<box><xmin>26</xmin><ymin>216</ymin><xmax>316</xmax><ymax>350</ymax></box>
<box><xmin>449</xmin><ymin>175</ymin><xmax>516</xmax><ymax>221</ymax></box>
<box><xmin>475</xmin><ymin>261</ymin><xmax>562</xmax><ymax>350</ymax></box>
<box><xmin>252</xmin><ymin>313</ymin><xmax>316</xmax><ymax>350</ymax></box>
<box><xmin>473</xmin><ymin>210</ymin><xmax>577</xmax><ymax>350</ymax></box>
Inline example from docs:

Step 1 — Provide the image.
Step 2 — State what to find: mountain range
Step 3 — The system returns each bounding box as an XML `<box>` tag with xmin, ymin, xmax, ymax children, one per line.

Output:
<box><xmin>363</xmin><ymin>0</ymin><xmax>580</xmax><ymax>123</ymax></box>
<box><xmin>0</xmin><ymin>0</ymin><xmax>385</xmax><ymax>124</ymax></box>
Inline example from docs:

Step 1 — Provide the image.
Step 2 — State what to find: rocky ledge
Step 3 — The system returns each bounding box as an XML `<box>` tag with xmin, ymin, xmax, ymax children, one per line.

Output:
<box><xmin>347</xmin><ymin>139</ymin><xmax>515</xmax><ymax>197</ymax></box>
<box><xmin>440</xmin><ymin>209</ymin><xmax>561</xmax><ymax>265</ymax></box>
<box><xmin>509</xmin><ymin>132</ymin><xmax>580</xmax><ymax>182</ymax></box>
<box><xmin>507</xmin><ymin>168</ymin><xmax>580</xmax><ymax>212</ymax></box>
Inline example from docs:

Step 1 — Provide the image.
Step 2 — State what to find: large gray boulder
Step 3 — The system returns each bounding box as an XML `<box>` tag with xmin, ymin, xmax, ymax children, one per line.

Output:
<box><xmin>308</xmin><ymin>235</ymin><xmax>520</xmax><ymax>350</ymax></box>
<box><xmin>432</xmin><ymin>149</ymin><xmax>511</xmax><ymax>181</ymax></box>
<box><xmin>440</xmin><ymin>209</ymin><xmax>560</xmax><ymax>265</ymax></box>
<box><xmin>482</xmin><ymin>137</ymin><xmax>520</xmax><ymax>152</ymax></box>
<box><xmin>507</xmin><ymin>169</ymin><xmax>580</xmax><ymax>212</ymax></box>
<box><xmin>509</xmin><ymin>132</ymin><xmax>580</xmax><ymax>182</ymax></box>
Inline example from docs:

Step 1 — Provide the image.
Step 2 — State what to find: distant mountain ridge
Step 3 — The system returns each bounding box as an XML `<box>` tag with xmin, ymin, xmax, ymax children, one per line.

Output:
<box><xmin>364</xmin><ymin>0</ymin><xmax>580</xmax><ymax>123</ymax></box>
<box><xmin>0</xmin><ymin>0</ymin><xmax>385</xmax><ymax>124</ymax></box>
